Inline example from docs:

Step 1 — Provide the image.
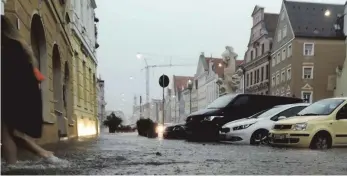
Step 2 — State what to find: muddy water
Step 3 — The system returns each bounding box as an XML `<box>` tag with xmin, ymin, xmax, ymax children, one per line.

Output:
<box><xmin>2</xmin><ymin>132</ymin><xmax>347</xmax><ymax>175</ymax></box>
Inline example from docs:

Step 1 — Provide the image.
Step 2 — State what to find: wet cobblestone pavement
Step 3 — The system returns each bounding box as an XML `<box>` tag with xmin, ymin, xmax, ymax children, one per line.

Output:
<box><xmin>2</xmin><ymin>132</ymin><xmax>347</xmax><ymax>175</ymax></box>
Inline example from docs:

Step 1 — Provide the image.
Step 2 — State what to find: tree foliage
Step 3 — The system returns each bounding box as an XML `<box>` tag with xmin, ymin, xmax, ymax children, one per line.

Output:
<box><xmin>103</xmin><ymin>112</ymin><xmax>123</xmax><ymax>133</ymax></box>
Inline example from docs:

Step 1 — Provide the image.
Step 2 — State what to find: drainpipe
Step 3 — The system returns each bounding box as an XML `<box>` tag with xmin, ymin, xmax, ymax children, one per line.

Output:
<box><xmin>242</xmin><ymin>67</ymin><xmax>246</xmax><ymax>94</ymax></box>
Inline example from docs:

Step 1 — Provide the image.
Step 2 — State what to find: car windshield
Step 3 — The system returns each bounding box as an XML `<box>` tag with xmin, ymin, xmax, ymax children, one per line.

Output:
<box><xmin>249</xmin><ymin>106</ymin><xmax>285</xmax><ymax>119</ymax></box>
<box><xmin>297</xmin><ymin>99</ymin><xmax>345</xmax><ymax>116</ymax></box>
<box><xmin>207</xmin><ymin>94</ymin><xmax>236</xmax><ymax>109</ymax></box>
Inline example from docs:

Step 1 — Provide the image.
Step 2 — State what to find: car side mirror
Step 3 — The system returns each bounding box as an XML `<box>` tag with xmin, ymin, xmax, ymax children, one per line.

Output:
<box><xmin>278</xmin><ymin>116</ymin><xmax>287</xmax><ymax>121</ymax></box>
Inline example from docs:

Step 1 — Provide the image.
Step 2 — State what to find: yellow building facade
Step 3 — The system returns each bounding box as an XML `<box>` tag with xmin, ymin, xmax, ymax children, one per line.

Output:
<box><xmin>4</xmin><ymin>0</ymin><xmax>99</xmax><ymax>144</ymax></box>
<box><xmin>70</xmin><ymin>32</ymin><xmax>99</xmax><ymax>137</ymax></box>
<box><xmin>4</xmin><ymin>0</ymin><xmax>77</xmax><ymax>144</ymax></box>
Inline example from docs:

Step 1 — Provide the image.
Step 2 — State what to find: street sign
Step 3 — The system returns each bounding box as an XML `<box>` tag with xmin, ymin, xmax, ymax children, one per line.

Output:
<box><xmin>159</xmin><ymin>74</ymin><xmax>169</xmax><ymax>88</ymax></box>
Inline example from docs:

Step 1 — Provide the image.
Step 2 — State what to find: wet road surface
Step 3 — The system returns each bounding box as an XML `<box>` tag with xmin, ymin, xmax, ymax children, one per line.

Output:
<box><xmin>2</xmin><ymin>132</ymin><xmax>347</xmax><ymax>175</ymax></box>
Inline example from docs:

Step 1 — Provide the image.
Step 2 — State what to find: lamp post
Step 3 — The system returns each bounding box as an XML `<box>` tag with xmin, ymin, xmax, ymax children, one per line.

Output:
<box><xmin>187</xmin><ymin>80</ymin><xmax>193</xmax><ymax>114</ymax></box>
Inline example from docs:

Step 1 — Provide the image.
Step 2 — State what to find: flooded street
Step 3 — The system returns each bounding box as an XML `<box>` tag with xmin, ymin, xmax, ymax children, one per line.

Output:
<box><xmin>2</xmin><ymin>132</ymin><xmax>347</xmax><ymax>175</ymax></box>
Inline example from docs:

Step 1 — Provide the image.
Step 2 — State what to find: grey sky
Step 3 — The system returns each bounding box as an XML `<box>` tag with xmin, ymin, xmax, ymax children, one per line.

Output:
<box><xmin>95</xmin><ymin>0</ymin><xmax>345</xmax><ymax>116</ymax></box>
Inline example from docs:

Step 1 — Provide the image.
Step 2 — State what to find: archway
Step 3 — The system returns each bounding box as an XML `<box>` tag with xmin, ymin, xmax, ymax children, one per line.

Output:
<box><xmin>30</xmin><ymin>14</ymin><xmax>49</xmax><ymax>122</ymax></box>
<box><xmin>52</xmin><ymin>44</ymin><xmax>66</xmax><ymax>137</ymax></box>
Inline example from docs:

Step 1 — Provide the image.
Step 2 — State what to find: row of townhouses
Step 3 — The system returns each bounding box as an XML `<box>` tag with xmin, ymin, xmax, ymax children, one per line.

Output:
<box><xmin>3</xmin><ymin>0</ymin><xmax>106</xmax><ymax>144</ymax></box>
<box><xmin>242</xmin><ymin>1</ymin><xmax>347</xmax><ymax>103</ymax></box>
<box><xmin>160</xmin><ymin>0</ymin><xmax>347</xmax><ymax>123</ymax></box>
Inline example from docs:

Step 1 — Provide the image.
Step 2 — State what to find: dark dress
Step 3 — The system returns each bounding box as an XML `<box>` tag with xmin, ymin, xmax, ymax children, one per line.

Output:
<box><xmin>1</xmin><ymin>37</ymin><xmax>43</xmax><ymax>138</ymax></box>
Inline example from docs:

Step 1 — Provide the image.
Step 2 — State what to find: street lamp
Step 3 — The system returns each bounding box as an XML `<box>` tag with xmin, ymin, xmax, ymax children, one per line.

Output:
<box><xmin>324</xmin><ymin>9</ymin><xmax>345</xmax><ymax>33</ymax></box>
<box><xmin>136</xmin><ymin>53</ymin><xmax>142</xmax><ymax>59</ymax></box>
<box><xmin>187</xmin><ymin>79</ymin><xmax>193</xmax><ymax>114</ymax></box>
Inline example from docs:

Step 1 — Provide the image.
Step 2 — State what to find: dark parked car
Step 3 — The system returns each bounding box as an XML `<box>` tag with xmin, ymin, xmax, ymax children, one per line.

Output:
<box><xmin>185</xmin><ymin>93</ymin><xmax>303</xmax><ymax>141</ymax></box>
<box><xmin>163</xmin><ymin>124</ymin><xmax>186</xmax><ymax>139</ymax></box>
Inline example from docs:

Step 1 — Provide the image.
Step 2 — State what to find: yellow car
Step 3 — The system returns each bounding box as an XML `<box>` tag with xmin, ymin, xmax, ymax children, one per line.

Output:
<box><xmin>269</xmin><ymin>97</ymin><xmax>347</xmax><ymax>149</ymax></box>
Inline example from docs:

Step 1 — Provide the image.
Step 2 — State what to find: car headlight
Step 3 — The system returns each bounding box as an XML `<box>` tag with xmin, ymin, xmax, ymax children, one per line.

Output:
<box><xmin>293</xmin><ymin>123</ymin><xmax>307</xmax><ymax>131</ymax></box>
<box><xmin>233</xmin><ymin>123</ymin><xmax>255</xmax><ymax>131</ymax></box>
<box><xmin>203</xmin><ymin>116</ymin><xmax>222</xmax><ymax>121</ymax></box>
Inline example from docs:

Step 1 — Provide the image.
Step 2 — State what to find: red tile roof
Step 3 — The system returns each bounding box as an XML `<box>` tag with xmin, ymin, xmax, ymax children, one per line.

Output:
<box><xmin>173</xmin><ymin>75</ymin><xmax>194</xmax><ymax>92</ymax></box>
<box><xmin>236</xmin><ymin>60</ymin><xmax>244</xmax><ymax>66</ymax></box>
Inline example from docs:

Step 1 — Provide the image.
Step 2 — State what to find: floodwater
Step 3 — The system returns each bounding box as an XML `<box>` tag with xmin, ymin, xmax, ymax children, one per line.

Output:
<box><xmin>2</xmin><ymin>132</ymin><xmax>347</xmax><ymax>175</ymax></box>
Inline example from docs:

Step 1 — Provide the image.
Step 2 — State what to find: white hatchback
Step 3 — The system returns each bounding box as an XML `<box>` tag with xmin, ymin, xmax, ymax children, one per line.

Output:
<box><xmin>220</xmin><ymin>103</ymin><xmax>310</xmax><ymax>145</ymax></box>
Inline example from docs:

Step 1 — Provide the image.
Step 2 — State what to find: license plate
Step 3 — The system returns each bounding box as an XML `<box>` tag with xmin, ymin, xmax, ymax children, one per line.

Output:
<box><xmin>273</xmin><ymin>134</ymin><xmax>286</xmax><ymax>139</ymax></box>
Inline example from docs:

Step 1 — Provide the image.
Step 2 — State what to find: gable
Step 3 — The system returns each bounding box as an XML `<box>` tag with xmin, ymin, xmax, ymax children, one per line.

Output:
<box><xmin>302</xmin><ymin>83</ymin><xmax>313</xmax><ymax>90</ymax></box>
<box><xmin>271</xmin><ymin>1</ymin><xmax>295</xmax><ymax>53</ymax></box>
<box><xmin>196</xmin><ymin>59</ymin><xmax>205</xmax><ymax>76</ymax></box>
<box><xmin>252</xmin><ymin>5</ymin><xmax>263</xmax><ymax>16</ymax></box>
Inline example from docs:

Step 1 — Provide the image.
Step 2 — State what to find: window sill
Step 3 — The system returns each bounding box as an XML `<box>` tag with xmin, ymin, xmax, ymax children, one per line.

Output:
<box><xmin>43</xmin><ymin>113</ymin><xmax>58</xmax><ymax>124</ymax></box>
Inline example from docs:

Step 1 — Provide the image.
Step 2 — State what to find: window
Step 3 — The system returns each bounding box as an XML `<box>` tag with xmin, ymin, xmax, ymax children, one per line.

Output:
<box><xmin>287</xmin><ymin>68</ymin><xmax>291</xmax><ymax>80</ymax></box>
<box><xmin>303</xmin><ymin>43</ymin><xmax>314</xmax><ymax>56</ymax></box>
<box><xmin>276</xmin><ymin>73</ymin><xmax>280</xmax><ymax>85</ymax></box>
<box><xmin>246</xmin><ymin>74</ymin><xmax>249</xmax><ymax>87</ymax></box>
<box><xmin>302</xmin><ymin>66</ymin><xmax>314</xmax><ymax>79</ymax></box>
<box><xmin>277</xmin><ymin>52</ymin><xmax>281</xmax><ymax>64</ymax></box>
<box><xmin>277</xmin><ymin>30</ymin><xmax>282</xmax><ymax>42</ymax></box>
<box><xmin>261</xmin><ymin>67</ymin><xmax>264</xmax><ymax>81</ymax></box>
<box><xmin>256</xmin><ymin>69</ymin><xmax>260</xmax><ymax>83</ymax></box>
<box><xmin>273</xmin><ymin>106</ymin><xmax>307</xmax><ymax>121</ymax></box>
<box><xmin>298</xmin><ymin>98</ymin><xmax>345</xmax><ymax>116</ymax></box>
<box><xmin>282</xmin><ymin>49</ymin><xmax>286</xmax><ymax>61</ymax></box>
<box><xmin>266</xmin><ymin>64</ymin><xmax>269</xmax><ymax>79</ymax></box>
<box><xmin>301</xmin><ymin>91</ymin><xmax>313</xmax><ymax>103</ymax></box>
<box><xmin>255</xmin><ymin>47</ymin><xmax>258</xmax><ymax>58</ymax></box>
<box><xmin>281</xmin><ymin>71</ymin><xmax>285</xmax><ymax>82</ymax></box>
<box><xmin>251</xmin><ymin>50</ymin><xmax>254</xmax><ymax>60</ymax></box>
<box><xmin>250</xmin><ymin>72</ymin><xmax>253</xmax><ymax>85</ymax></box>
<box><xmin>82</xmin><ymin>61</ymin><xmax>87</xmax><ymax>106</ymax></box>
<box><xmin>261</xmin><ymin>43</ymin><xmax>265</xmax><ymax>55</ymax></box>
<box><xmin>272</xmin><ymin>56</ymin><xmax>276</xmax><ymax>67</ymax></box>
<box><xmin>282</xmin><ymin>25</ymin><xmax>287</xmax><ymax>37</ymax></box>
<box><xmin>287</xmin><ymin>44</ymin><xmax>292</xmax><ymax>57</ymax></box>
<box><xmin>272</xmin><ymin>76</ymin><xmax>275</xmax><ymax>87</ymax></box>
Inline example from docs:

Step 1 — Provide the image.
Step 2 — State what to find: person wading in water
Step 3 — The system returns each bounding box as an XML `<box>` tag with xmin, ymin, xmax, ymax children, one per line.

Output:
<box><xmin>1</xmin><ymin>15</ymin><xmax>67</xmax><ymax>165</ymax></box>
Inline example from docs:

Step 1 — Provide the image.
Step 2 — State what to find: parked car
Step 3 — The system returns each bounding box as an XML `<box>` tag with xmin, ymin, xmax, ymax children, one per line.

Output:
<box><xmin>269</xmin><ymin>97</ymin><xmax>347</xmax><ymax>150</ymax></box>
<box><xmin>163</xmin><ymin>124</ymin><xmax>186</xmax><ymax>139</ymax></box>
<box><xmin>220</xmin><ymin>103</ymin><xmax>310</xmax><ymax>145</ymax></box>
<box><xmin>185</xmin><ymin>93</ymin><xmax>304</xmax><ymax>141</ymax></box>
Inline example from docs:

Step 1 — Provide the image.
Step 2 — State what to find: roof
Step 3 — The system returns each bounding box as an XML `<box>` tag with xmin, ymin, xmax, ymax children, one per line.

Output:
<box><xmin>264</xmin><ymin>13</ymin><xmax>279</xmax><ymax>38</ymax></box>
<box><xmin>284</xmin><ymin>0</ymin><xmax>345</xmax><ymax>38</ymax></box>
<box><xmin>236</xmin><ymin>60</ymin><xmax>244</xmax><ymax>66</ymax></box>
<box><xmin>173</xmin><ymin>75</ymin><xmax>194</xmax><ymax>92</ymax></box>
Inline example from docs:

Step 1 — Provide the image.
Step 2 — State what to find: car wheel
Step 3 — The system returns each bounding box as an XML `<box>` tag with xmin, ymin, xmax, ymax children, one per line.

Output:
<box><xmin>250</xmin><ymin>129</ymin><xmax>269</xmax><ymax>145</ymax></box>
<box><xmin>310</xmin><ymin>132</ymin><xmax>332</xmax><ymax>150</ymax></box>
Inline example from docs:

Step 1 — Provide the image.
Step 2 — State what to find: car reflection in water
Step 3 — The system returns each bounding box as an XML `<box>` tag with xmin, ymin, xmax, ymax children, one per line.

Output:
<box><xmin>163</xmin><ymin>124</ymin><xmax>187</xmax><ymax>139</ymax></box>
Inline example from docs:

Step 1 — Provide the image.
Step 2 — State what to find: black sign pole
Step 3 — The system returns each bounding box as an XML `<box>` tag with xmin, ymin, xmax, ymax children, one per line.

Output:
<box><xmin>162</xmin><ymin>74</ymin><xmax>165</xmax><ymax>125</ymax></box>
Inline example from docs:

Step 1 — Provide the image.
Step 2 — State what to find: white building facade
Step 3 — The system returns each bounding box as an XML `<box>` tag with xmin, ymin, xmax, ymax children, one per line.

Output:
<box><xmin>335</xmin><ymin>3</ymin><xmax>347</xmax><ymax>97</ymax></box>
<box><xmin>97</xmin><ymin>78</ymin><xmax>106</xmax><ymax>126</ymax></box>
<box><xmin>70</xmin><ymin>0</ymin><xmax>98</xmax><ymax>62</ymax></box>
<box><xmin>194</xmin><ymin>53</ymin><xmax>225</xmax><ymax>110</ymax></box>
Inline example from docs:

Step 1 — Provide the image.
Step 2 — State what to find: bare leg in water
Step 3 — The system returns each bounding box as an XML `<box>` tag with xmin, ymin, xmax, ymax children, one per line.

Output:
<box><xmin>12</xmin><ymin>130</ymin><xmax>54</xmax><ymax>159</ymax></box>
<box><xmin>1</xmin><ymin>123</ymin><xmax>18</xmax><ymax>164</ymax></box>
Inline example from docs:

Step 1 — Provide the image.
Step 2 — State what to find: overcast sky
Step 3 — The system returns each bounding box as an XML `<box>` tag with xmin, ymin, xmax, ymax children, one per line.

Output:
<box><xmin>95</xmin><ymin>0</ymin><xmax>345</xmax><ymax>117</ymax></box>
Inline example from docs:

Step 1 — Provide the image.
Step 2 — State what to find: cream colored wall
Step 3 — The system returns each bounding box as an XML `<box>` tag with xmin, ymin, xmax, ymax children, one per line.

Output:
<box><xmin>71</xmin><ymin>34</ymin><xmax>98</xmax><ymax>137</ymax></box>
<box><xmin>335</xmin><ymin>43</ymin><xmax>347</xmax><ymax>97</ymax></box>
